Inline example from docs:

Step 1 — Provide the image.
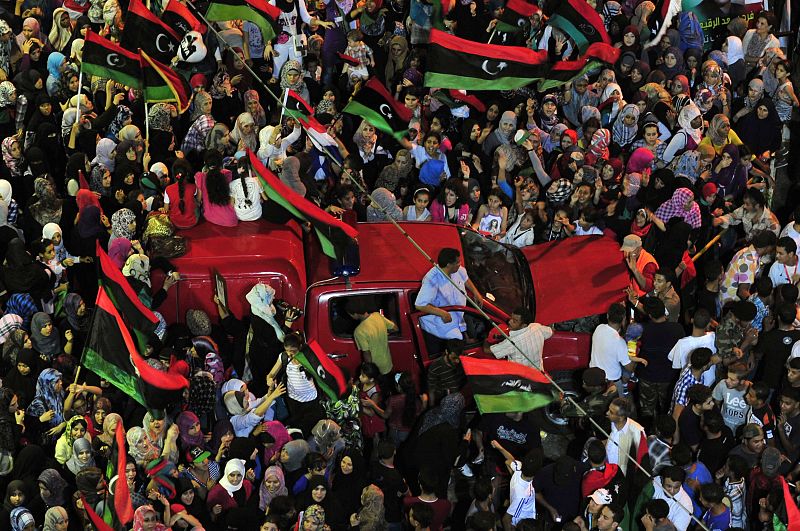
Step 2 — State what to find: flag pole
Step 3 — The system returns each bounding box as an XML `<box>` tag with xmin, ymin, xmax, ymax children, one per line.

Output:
<box><xmin>75</xmin><ymin>65</ymin><xmax>84</xmax><ymax>126</ymax></box>
<box><xmin>144</xmin><ymin>101</ymin><xmax>150</xmax><ymax>160</ymax></box>
<box><xmin>487</xmin><ymin>27</ymin><xmax>497</xmax><ymax>44</ymax></box>
<box><xmin>278</xmin><ymin>87</ymin><xmax>289</xmax><ymax>123</ymax></box>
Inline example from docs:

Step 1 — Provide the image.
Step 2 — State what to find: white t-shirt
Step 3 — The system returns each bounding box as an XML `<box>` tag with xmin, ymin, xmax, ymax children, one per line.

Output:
<box><xmin>781</xmin><ymin>222</ymin><xmax>800</xmax><ymax>249</ymax></box>
<box><xmin>652</xmin><ymin>477</ymin><xmax>693</xmax><ymax>531</ymax></box>
<box><xmin>667</xmin><ymin>333</ymin><xmax>717</xmax><ymax>386</ymax></box>
<box><xmin>230</xmin><ymin>175</ymin><xmax>263</xmax><ymax>221</ymax></box>
<box><xmin>490</xmin><ymin>323</ymin><xmax>553</xmax><ymax>370</ymax></box>
<box><xmin>589</xmin><ymin>324</ymin><xmax>629</xmax><ymax>381</ymax></box>
<box><xmin>507</xmin><ymin>460</ymin><xmax>536</xmax><ymax>525</ymax></box>
<box><xmin>769</xmin><ymin>259</ymin><xmax>798</xmax><ymax>287</ymax></box>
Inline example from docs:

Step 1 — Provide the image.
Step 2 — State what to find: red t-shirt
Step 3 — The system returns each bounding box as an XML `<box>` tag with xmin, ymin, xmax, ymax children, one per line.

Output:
<box><xmin>402</xmin><ymin>496</ymin><xmax>452</xmax><ymax>531</ymax></box>
<box><xmin>165</xmin><ymin>182</ymin><xmax>198</xmax><ymax>229</ymax></box>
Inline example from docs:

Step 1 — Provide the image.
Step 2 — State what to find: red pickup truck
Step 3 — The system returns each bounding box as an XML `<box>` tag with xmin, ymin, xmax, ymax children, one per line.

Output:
<box><xmin>154</xmin><ymin>220</ymin><xmax>628</xmax><ymax>426</ymax></box>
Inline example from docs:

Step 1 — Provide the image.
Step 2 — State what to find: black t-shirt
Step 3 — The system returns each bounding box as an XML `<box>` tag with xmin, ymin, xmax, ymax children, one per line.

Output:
<box><xmin>369</xmin><ymin>461</ymin><xmax>408</xmax><ymax>523</ymax></box>
<box><xmin>678</xmin><ymin>407</ymin><xmax>704</xmax><ymax>448</ymax></box>
<box><xmin>695</xmin><ymin>287</ymin><xmax>721</xmax><ymax>320</ymax></box>
<box><xmin>638</xmin><ymin>321</ymin><xmax>685</xmax><ymax>383</ymax></box>
<box><xmin>756</xmin><ymin>329</ymin><xmax>800</xmax><ymax>388</ymax></box>
<box><xmin>697</xmin><ymin>426</ymin><xmax>735</xmax><ymax>476</ymax></box>
<box><xmin>479</xmin><ymin>412</ymin><xmax>542</xmax><ymax>461</ymax></box>
<box><xmin>534</xmin><ymin>461</ymin><xmax>589</xmax><ymax>520</ymax></box>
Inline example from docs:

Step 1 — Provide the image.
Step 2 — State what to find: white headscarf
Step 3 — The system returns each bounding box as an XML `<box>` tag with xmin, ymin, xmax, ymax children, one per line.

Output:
<box><xmin>677</xmin><ymin>103</ymin><xmax>703</xmax><ymax>144</ymax></box>
<box><xmin>0</xmin><ymin>179</ymin><xmax>12</xmax><ymax>206</ymax></box>
<box><xmin>726</xmin><ymin>36</ymin><xmax>744</xmax><ymax>64</ymax></box>
<box><xmin>246</xmin><ymin>283</ymin><xmax>285</xmax><ymax>341</ymax></box>
<box><xmin>219</xmin><ymin>459</ymin><xmax>246</xmax><ymax>496</ymax></box>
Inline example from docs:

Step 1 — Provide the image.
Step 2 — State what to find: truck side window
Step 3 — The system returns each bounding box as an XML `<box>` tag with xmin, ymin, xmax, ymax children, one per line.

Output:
<box><xmin>330</xmin><ymin>294</ymin><xmax>401</xmax><ymax>338</ymax></box>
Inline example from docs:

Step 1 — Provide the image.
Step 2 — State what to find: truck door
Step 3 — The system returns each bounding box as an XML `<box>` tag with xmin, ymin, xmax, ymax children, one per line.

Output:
<box><xmin>307</xmin><ymin>288</ymin><xmax>421</xmax><ymax>382</ymax></box>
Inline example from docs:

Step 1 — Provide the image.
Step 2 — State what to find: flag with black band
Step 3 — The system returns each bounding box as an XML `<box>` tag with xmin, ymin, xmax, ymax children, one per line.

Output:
<box><xmin>82</xmin><ymin>283</ymin><xmax>188</xmax><ymax>410</ymax></box>
<box><xmin>544</xmin><ymin>0</ymin><xmax>611</xmax><ymax>53</ymax></box>
<box><xmin>294</xmin><ymin>340</ymin><xmax>348</xmax><ymax>401</ymax></box>
<box><xmin>642</xmin><ymin>0</ymin><xmax>682</xmax><ymax>49</ymax></box>
<box><xmin>82</xmin><ymin>31</ymin><xmax>142</xmax><ymax>89</ymax></box>
<box><xmin>461</xmin><ymin>357</ymin><xmax>555</xmax><ymax>414</ymax></box>
<box><xmin>342</xmin><ymin>77</ymin><xmax>412</xmax><ymax>141</ymax></box>
<box><xmin>496</xmin><ymin>0</ymin><xmax>540</xmax><ymax>33</ymax></box>
<box><xmin>283</xmin><ymin>90</ymin><xmax>338</xmax><ymax>150</ymax></box>
<box><xmin>206</xmin><ymin>0</ymin><xmax>281</xmax><ymax>43</ymax></box>
<box><xmin>120</xmin><ymin>0</ymin><xmax>181</xmax><ymax>64</ymax></box>
<box><xmin>247</xmin><ymin>150</ymin><xmax>358</xmax><ymax>260</ymax></box>
<box><xmin>538</xmin><ymin>42</ymin><xmax>621</xmax><ymax>90</ymax></box>
<box><xmin>140</xmin><ymin>50</ymin><xmax>192</xmax><ymax>113</ymax></box>
<box><xmin>425</xmin><ymin>29</ymin><xmax>549</xmax><ymax>90</ymax></box>
<box><xmin>162</xmin><ymin>0</ymin><xmax>207</xmax><ymax>35</ymax></box>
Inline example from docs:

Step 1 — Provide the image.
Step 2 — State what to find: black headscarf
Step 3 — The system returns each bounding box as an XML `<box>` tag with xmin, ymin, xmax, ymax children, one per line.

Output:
<box><xmin>2</xmin><ymin>239</ymin><xmax>49</xmax><ymax>297</ymax></box>
<box><xmin>3</xmin><ymin>348</ymin><xmax>37</xmax><ymax>408</ymax></box>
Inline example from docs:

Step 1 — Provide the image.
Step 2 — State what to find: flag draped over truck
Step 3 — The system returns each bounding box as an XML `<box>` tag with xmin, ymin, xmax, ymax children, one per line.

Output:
<box><xmin>461</xmin><ymin>357</ymin><xmax>555</xmax><ymax>414</ymax></box>
<box><xmin>247</xmin><ymin>149</ymin><xmax>358</xmax><ymax>261</ymax></box>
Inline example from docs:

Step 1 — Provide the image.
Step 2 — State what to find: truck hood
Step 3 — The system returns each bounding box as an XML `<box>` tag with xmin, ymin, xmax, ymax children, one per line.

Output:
<box><xmin>521</xmin><ymin>235</ymin><xmax>628</xmax><ymax>325</ymax></box>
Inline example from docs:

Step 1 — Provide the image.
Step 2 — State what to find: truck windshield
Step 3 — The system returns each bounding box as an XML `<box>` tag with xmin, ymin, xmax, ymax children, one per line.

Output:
<box><xmin>459</xmin><ymin>229</ymin><xmax>534</xmax><ymax>317</ymax></box>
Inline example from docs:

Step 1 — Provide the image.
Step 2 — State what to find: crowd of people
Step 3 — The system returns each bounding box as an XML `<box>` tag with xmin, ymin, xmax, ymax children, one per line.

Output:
<box><xmin>0</xmin><ymin>0</ymin><xmax>796</xmax><ymax>528</ymax></box>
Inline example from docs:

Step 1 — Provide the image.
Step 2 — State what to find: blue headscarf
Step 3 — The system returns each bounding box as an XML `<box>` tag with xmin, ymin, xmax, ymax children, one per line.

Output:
<box><xmin>26</xmin><ymin>368</ymin><xmax>64</xmax><ymax>427</ymax></box>
<box><xmin>47</xmin><ymin>52</ymin><xmax>66</xmax><ymax>79</ymax></box>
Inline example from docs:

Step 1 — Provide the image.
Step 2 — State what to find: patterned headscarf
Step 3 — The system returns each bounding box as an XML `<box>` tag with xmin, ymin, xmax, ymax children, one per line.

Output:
<box><xmin>708</xmin><ymin>114</ymin><xmax>730</xmax><ymax>146</ymax></box>
<box><xmin>148</xmin><ymin>103</ymin><xmax>174</xmax><ymax>132</ymax></box>
<box><xmin>612</xmin><ymin>104</ymin><xmax>640</xmax><ymax>147</ymax></box>
<box><xmin>26</xmin><ymin>368</ymin><xmax>64</xmax><ymax>426</ymax></box>
<box><xmin>107</xmin><ymin>105</ymin><xmax>132</xmax><ymax>139</ymax></box>
<box><xmin>244</xmin><ymin>90</ymin><xmax>266</xmax><ymax>128</ymax></box>
<box><xmin>1</xmin><ymin>137</ymin><xmax>21</xmax><ymax>178</ymax></box>
<box><xmin>654</xmin><ymin>187</ymin><xmax>701</xmax><ymax>228</ymax></box>
<box><xmin>10</xmin><ymin>508</ymin><xmax>34</xmax><ymax>531</ymax></box>
<box><xmin>258</xmin><ymin>465</ymin><xmax>288</xmax><ymax>510</ymax></box>
<box><xmin>0</xmin><ymin>82</ymin><xmax>15</xmax><ymax>108</ymax></box>
<box><xmin>110</xmin><ymin>208</ymin><xmax>136</xmax><ymax>241</ymax></box>
<box><xmin>589</xmin><ymin>128</ymin><xmax>611</xmax><ymax>159</ymax></box>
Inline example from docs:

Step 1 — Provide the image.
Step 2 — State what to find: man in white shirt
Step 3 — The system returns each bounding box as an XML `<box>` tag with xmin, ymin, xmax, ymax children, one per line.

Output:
<box><xmin>590</xmin><ymin>303</ymin><xmax>635</xmax><ymax>396</ymax></box>
<box><xmin>486</xmin><ymin>307</ymin><xmax>552</xmax><ymax>370</ymax></box>
<box><xmin>605</xmin><ymin>397</ymin><xmax>648</xmax><ymax>476</ymax></box>
<box><xmin>769</xmin><ymin>236</ymin><xmax>799</xmax><ymax>287</ymax></box>
<box><xmin>650</xmin><ymin>467</ymin><xmax>694</xmax><ymax>531</ymax></box>
<box><xmin>492</xmin><ymin>440</ymin><xmax>537</xmax><ymax>527</ymax></box>
<box><xmin>780</xmin><ymin>205</ymin><xmax>800</xmax><ymax>248</ymax></box>
<box><xmin>668</xmin><ymin>307</ymin><xmax>718</xmax><ymax>386</ymax></box>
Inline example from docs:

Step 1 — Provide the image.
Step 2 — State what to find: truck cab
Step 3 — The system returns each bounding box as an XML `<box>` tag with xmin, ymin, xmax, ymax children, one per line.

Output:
<box><xmin>156</xmin><ymin>220</ymin><xmax>628</xmax><ymax>413</ymax></box>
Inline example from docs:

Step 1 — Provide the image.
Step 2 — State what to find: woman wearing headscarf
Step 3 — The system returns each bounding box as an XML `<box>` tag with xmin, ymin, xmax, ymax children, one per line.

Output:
<box><xmin>4</xmin><ymin>348</ymin><xmax>37</xmax><ymax>408</ymax></box>
<box><xmin>65</xmin><ymin>436</ymin><xmax>95</xmax><ymax>477</ymax></box>
<box><xmin>1</xmin><ymin>239</ymin><xmax>50</xmax><ymax>301</ymax></box>
<box><xmin>5</xmin><ymin>295</ymin><xmax>36</xmax><ymax>331</ymax></box>
<box><xmin>108</xmin><ymin>207</ymin><xmax>135</xmax><ymax>247</ymax></box>
<box><xmin>482</xmin><ymin>110</ymin><xmax>516</xmax><ymax>157</ymax></box>
<box><xmin>54</xmin><ymin>414</ymin><xmax>87</xmax><ymax>464</ymax></box>
<box><xmin>653</xmin><ymin>187</ymin><xmax>701</xmax><ymax>229</ymax></box>
<box><xmin>9</xmin><ymin>507</ymin><xmax>35</xmax><ymax>531</ymax></box>
<box><xmin>258</xmin><ymin>465</ymin><xmax>287</xmax><ymax>511</ymax></box>
<box><xmin>26</xmin><ymin>178</ymin><xmax>63</xmax><ymax>242</ymax></box>
<box><xmin>599</xmin><ymin>83</ymin><xmax>625</xmax><ymax>126</ymax></box>
<box><xmin>92</xmin><ymin>137</ymin><xmax>116</xmax><ymax>174</ymax></box>
<box><xmin>243</xmin><ymin>90</ymin><xmax>266</xmax><ymax>128</ymax></box>
<box><xmin>330</xmin><ymin>449</ymin><xmax>368</xmax><ymax>523</ymax></box>
<box><xmin>374</xmin><ymin>149</ymin><xmax>413</xmax><ymax>196</ymax></box>
<box><xmin>26</xmin><ymin>368</ymin><xmax>67</xmax><ymax>443</ymax></box>
<box><xmin>662</xmin><ymin>103</ymin><xmax>703</xmax><ymax>164</ymax></box>
<box><xmin>126</xmin><ymin>426</ymin><xmax>161</xmax><ymax>466</ymax></box>
<box><xmin>0</xmin><ymin>480</ymin><xmax>28</xmax><ymax>527</ymax></box>
<box><xmin>738</xmin><ymin>98</ymin><xmax>782</xmax><ymax>157</ymax></box>
<box><xmin>45</xmin><ymin>52</ymin><xmax>66</xmax><ymax>97</ymax></box>
<box><xmin>710</xmin><ymin>143</ymin><xmax>748</xmax><ymax>202</ymax></box>
<box><xmin>385</xmin><ymin>36</ymin><xmax>409</xmax><ymax>91</ymax></box>
<box><xmin>132</xmin><ymin>504</ymin><xmax>169</xmax><ymax>531</ymax></box>
<box><xmin>92</xmin><ymin>411</ymin><xmax>120</xmax><ymax>461</ymax></box>
<box><xmin>41</xmin><ymin>506</ymin><xmax>69</xmax><ymax>531</ymax></box>
<box><xmin>352</xmin><ymin>484</ymin><xmax>387</xmax><ymax>530</ymax></box>
<box><xmin>206</xmin><ymin>458</ymin><xmax>257</xmax><ymax>525</ymax></box>
<box><xmin>658</xmin><ymin>46</ymin><xmax>685</xmax><ymax>80</ymax></box>
<box><xmin>176</xmin><ymin>410</ymin><xmax>206</xmax><ymax>451</ymax></box>
<box><xmin>175</xmin><ymin>477</ymin><xmax>211</xmax><ymax>526</ymax></box>
<box><xmin>106</xmin><ymin>105</ymin><xmax>132</xmax><ymax>140</ymax></box>
<box><xmin>181</xmin><ymin>91</ymin><xmax>216</xmax><ymax>159</ymax></box>
<box><xmin>30</xmin><ymin>312</ymin><xmax>63</xmax><ymax>360</ymax></box>
<box><xmin>612</xmin><ymin>104</ymin><xmax>640</xmax><ymax>149</ymax></box>
<box><xmin>732</xmin><ymin>78</ymin><xmax>766</xmax><ymax>124</ymax></box>
<box><xmin>403</xmin><ymin>393</ymin><xmax>464</xmax><ymax>497</ymax></box>
<box><xmin>699</xmin><ymin>114</ymin><xmax>743</xmax><ymax>155</ymax></box>
<box><xmin>366</xmin><ymin>188</ymin><xmax>404</xmax><ymax>221</ymax></box>
<box><xmin>230</xmin><ymin>112</ymin><xmax>258</xmax><ymax>152</ymax></box>
<box><xmin>1</xmin><ymin>137</ymin><xmax>24</xmax><ymax>188</ymax></box>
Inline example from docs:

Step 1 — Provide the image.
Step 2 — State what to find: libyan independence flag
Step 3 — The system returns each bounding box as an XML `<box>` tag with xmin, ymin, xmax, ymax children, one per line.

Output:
<box><xmin>206</xmin><ymin>0</ymin><xmax>281</xmax><ymax>43</ymax></box>
<box><xmin>425</xmin><ymin>29</ymin><xmax>550</xmax><ymax>90</ymax></box>
<box><xmin>82</xmin><ymin>31</ymin><xmax>142</xmax><ymax>89</ymax></box>
<box><xmin>343</xmin><ymin>77</ymin><xmax>412</xmax><ymax>142</ymax></box>
<box><xmin>294</xmin><ymin>340</ymin><xmax>348</xmax><ymax>402</ymax></box>
<box><xmin>140</xmin><ymin>50</ymin><xmax>192</xmax><ymax>113</ymax></box>
<box><xmin>247</xmin><ymin>150</ymin><xmax>358</xmax><ymax>260</ymax></box>
<box><xmin>545</xmin><ymin>0</ymin><xmax>611</xmax><ymax>53</ymax></box>
<box><xmin>538</xmin><ymin>42</ymin><xmax>620</xmax><ymax>90</ymax></box>
<box><xmin>120</xmin><ymin>0</ymin><xmax>181</xmax><ymax>64</ymax></box>
<box><xmin>461</xmin><ymin>357</ymin><xmax>555</xmax><ymax>414</ymax></box>
<box><xmin>82</xmin><ymin>284</ymin><xmax>188</xmax><ymax>409</ymax></box>
<box><xmin>496</xmin><ymin>0</ymin><xmax>540</xmax><ymax>33</ymax></box>
<box><xmin>283</xmin><ymin>90</ymin><xmax>338</xmax><ymax>150</ymax></box>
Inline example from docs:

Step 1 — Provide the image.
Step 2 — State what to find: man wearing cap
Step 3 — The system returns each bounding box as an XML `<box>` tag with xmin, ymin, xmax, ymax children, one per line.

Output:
<box><xmin>575</xmin><ymin>488</ymin><xmax>612</xmax><ymax>531</ymax></box>
<box><xmin>715</xmin><ymin>300</ymin><xmax>759</xmax><ymax>371</ymax></box>
<box><xmin>729</xmin><ymin>423</ymin><xmax>767</xmax><ymax>468</ymax></box>
<box><xmin>621</xmin><ymin>234</ymin><xmax>659</xmax><ymax>297</ymax></box>
<box><xmin>747</xmin><ymin>447</ymin><xmax>787</xmax><ymax>523</ymax></box>
<box><xmin>718</xmin><ymin>230</ymin><xmax>777</xmax><ymax>305</ymax></box>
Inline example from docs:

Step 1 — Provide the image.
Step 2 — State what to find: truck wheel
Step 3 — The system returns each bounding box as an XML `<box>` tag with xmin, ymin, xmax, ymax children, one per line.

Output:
<box><xmin>541</xmin><ymin>371</ymin><xmax>578</xmax><ymax>434</ymax></box>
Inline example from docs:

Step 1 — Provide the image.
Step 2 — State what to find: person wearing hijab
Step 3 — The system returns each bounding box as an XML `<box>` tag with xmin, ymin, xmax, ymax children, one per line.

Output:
<box><xmin>65</xmin><ymin>436</ymin><xmax>95</xmax><ymax>476</ymax></box>
<box><xmin>612</xmin><ymin>104</ymin><xmax>640</xmax><ymax>149</ymax></box>
<box><xmin>658</xmin><ymin>46</ymin><xmax>685</xmax><ymax>80</ymax></box>
<box><xmin>37</xmin><ymin>469</ymin><xmax>69</xmax><ymax>511</ymax></box>
<box><xmin>54</xmin><ymin>415</ymin><xmax>88</xmax><ymax>464</ymax></box>
<box><xmin>367</xmin><ymin>188</ymin><xmax>403</xmax><ymax>221</ymax></box>
<box><xmin>206</xmin><ymin>459</ymin><xmax>256</xmax><ymax>524</ymax></box>
<box><xmin>5</xmin><ymin>295</ymin><xmax>37</xmax><ymax>331</ymax></box>
<box><xmin>26</xmin><ymin>368</ymin><xmax>66</xmax><ymax>444</ymax></box>
<box><xmin>710</xmin><ymin>143</ymin><xmax>748</xmax><ymax>202</ymax></box>
<box><xmin>700</xmin><ymin>114</ymin><xmax>743</xmax><ymax>155</ymax></box>
<box><xmin>739</xmin><ymin>98</ymin><xmax>782</xmax><ymax>157</ymax></box>
<box><xmin>176</xmin><ymin>410</ymin><xmax>206</xmax><ymax>451</ymax></box>
<box><xmin>243</xmin><ymin>90</ymin><xmax>266</xmax><ymax>128</ymax></box>
<box><xmin>2</xmin><ymin>239</ymin><xmax>50</xmax><ymax>302</ymax></box>
<box><xmin>182</xmin><ymin>91</ymin><xmax>216</xmax><ymax>158</ymax></box>
<box><xmin>278</xmin><ymin>438</ymin><xmax>309</xmax><ymax>491</ymax></box>
<box><xmin>375</xmin><ymin>150</ymin><xmax>413</xmax><ymax>195</ymax></box>
<box><xmin>258</xmin><ymin>465</ymin><xmax>288</xmax><ymax>512</ymax></box>
<box><xmin>329</xmin><ymin>449</ymin><xmax>368</xmax><ymax>523</ymax></box>
<box><xmin>30</xmin><ymin>312</ymin><xmax>62</xmax><ymax>359</ymax></box>
<box><xmin>654</xmin><ymin>187</ymin><xmax>702</xmax><ymax>229</ymax></box>
<box><xmin>92</xmin><ymin>137</ymin><xmax>116</xmax><ymax>173</ymax></box>
<box><xmin>106</xmin><ymin>105</ymin><xmax>132</xmax><ymax>140</ymax></box>
<box><xmin>732</xmin><ymin>78</ymin><xmax>766</xmax><ymax>124</ymax></box>
<box><xmin>662</xmin><ymin>103</ymin><xmax>703</xmax><ymax>164</ymax></box>
<box><xmin>4</xmin><ymin>348</ymin><xmax>37</xmax><ymax>408</ymax></box>
<box><xmin>108</xmin><ymin>207</ymin><xmax>135</xmax><ymax>247</ymax></box>
<box><xmin>483</xmin><ymin>110</ymin><xmax>516</xmax><ymax>157</ymax></box>
<box><xmin>132</xmin><ymin>504</ymin><xmax>168</xmax><ymax>531</ymax></box>
<box><xmin>600</xmin><ymin>83</ymin><xmax>624</xmax><ymax>126</ymax></box>
<box><xmin>230</xmin><ymin>112</ymin><xmax>258</xmax><ymax>152</ymax></box>
<box><xmin>41</xmin><ymin>506</ymin><xmax>69</xmax><ymax>531</ymax></box>
<box><xmin>45</xmin><ymin>52</ymin><xmax>67</xmax><ymax>97</ymax></box>
<box><xmin>1</xmin><ymin>137</ymin><xmax>24</xmax><ymax>187</ymax></box>
<box><xmin>126</xmin><ymin>426</ymin><xmax>160</xmax><ymax>465</ymax></box>
<box><xmin>9</xmin><ymin>507</ymin><xmax>34</xmax><ymax>531</ymax></box>
<box><xmin>27</xmin><ymin>178</ymin><xmax>63</xmax><ymax>239</ymax></box>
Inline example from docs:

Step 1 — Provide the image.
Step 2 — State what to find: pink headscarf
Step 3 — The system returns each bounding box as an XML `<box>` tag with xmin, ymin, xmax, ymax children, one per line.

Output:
<box><xmin>654</xmin><ymin>187</ymin><xmax>702</xmax><ymax>228</ymax></box>
<box><xmin>262</xmin><ymin>420</ymin><xmax>291</xmax><ymax>463</ymax></box>
<box><xmin>589</xmin><ymin>129</ymin><xmax>611</xmax><ymax>160</ymax></box>
<box><xmin>626</xmin><ymin>147</ymin><xmax>655</xmax><ymax>173</ymax></box>
<box><xmin>108</xmin><ymin>238</ymin><xmax>131</xmax><ymax>269</ymax></box>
